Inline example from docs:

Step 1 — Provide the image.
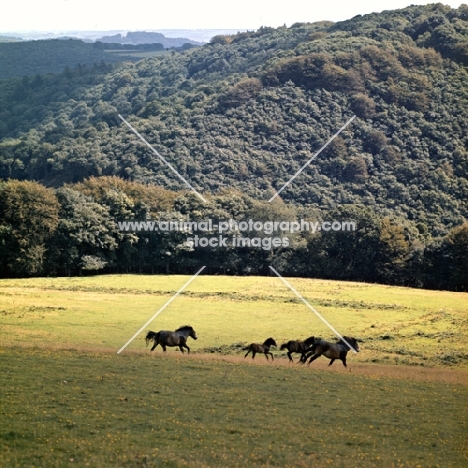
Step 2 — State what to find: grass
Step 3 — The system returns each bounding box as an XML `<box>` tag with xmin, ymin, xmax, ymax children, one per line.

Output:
<box><xmin>1</xmin><ymin>347</ymin><xmax>467</xmax><ymax>467</ymax></box>
<box><xmin>1</xmin><ymin>275</ymin><xmax>467</xmax><ymax>367</ymax></box>
<box><xmin>1</xmin><ymin>275</ymin><xmax>467</xmax><ymax>466</ymax></box>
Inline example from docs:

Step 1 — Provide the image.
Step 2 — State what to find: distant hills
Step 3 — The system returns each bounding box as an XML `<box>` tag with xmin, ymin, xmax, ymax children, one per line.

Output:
<box><xmin>0</xmin><ymin>30</ymin><xmax>202</xmax><ymax>80</ymax></box>
<box><xmin>0</xmin><ymin>29</ymin><xmax>245</xmax><ymax>44</ymax></box>
<box><xmin>0</xmin><ymin>36</ymin><xmax>23</xmax><ymax>43</ymax></box>
<box><xmin>0</xmin><ymin>30</ymin><xmax>240</xmax><ymax>80</ymax></box>
<box><xmin>0</xmin><ymin>39</ymin><xmax>143</xmax><ymax>80</ymax></box>
<box><xmin>95</xmin><ymin>31</ymin><xmax>201</xmax><ymax>47</ymax></box>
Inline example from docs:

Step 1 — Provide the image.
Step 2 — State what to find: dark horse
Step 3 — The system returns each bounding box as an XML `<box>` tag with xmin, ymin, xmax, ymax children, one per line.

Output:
<box><xmin>280</xmin><ymin>336</ymin><xmax>316</xmax><ymax>363</ymax></box>
<box><xmin>145</xmin><ymin>325</ymin><xmax>197</xmax><ymax>354</ymax></box>
<box><xmin>305</xmin><ymin>336</ymin><xmax>359</xmax><ymax>367</ymax></box>
<box><xmin>244</xmin><ymin>337</ymin><xmax>277</xmax><ymax>361</ymax></box>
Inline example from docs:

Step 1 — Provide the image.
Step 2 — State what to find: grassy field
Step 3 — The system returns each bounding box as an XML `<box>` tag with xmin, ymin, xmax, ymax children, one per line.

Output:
<box><xmin>1</xmin><ymin>274</ymin><xmax>467</xmax><ymax>367</ymax></box>
<box><xmin>1</xmin><ymin>275</ymin><xmax>467</xmax><ymax>467</ymax></box>
<box><xmin>1</xmin><ymin>348</ymin><xmax>467</xmax><ymax>467</ymax></box>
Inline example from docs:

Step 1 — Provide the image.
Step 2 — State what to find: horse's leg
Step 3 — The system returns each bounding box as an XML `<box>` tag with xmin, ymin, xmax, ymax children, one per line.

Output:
<box><xmin>267</xmin><ymin>352</ymin><xmax>274</xmax><ymax>361</ymax></box>
<box><xmin>150</xmin><ymin>341</ymin><xmax>158</xmax><ymax>351</ymax></box>
<box><xmin>244</xmin><ymin>350</ymin><xmax>251</xmax><ymax>358</ymax></box>
<box><xmin>179</xmin><ymin>345</ymin><xmax>185</xmax><ymax>354</ymax></box>
<box><xmin>307</xmin><ymin>353</ymin><xmax>320</xmax><ymax>365</ymax></box>
<box><xmin>183</xmin><ymin>343</ymin><xmax>190</xmax><ymax>354</ymax></box>
<box><xmin>252</xmin><ymin>350</ymin><xmax>256</xmax><ymax>359</ymax></box>
<box><xmin>340</xmin><ymin>352</ymin><xmax>347</xmax><ymax>367</ymax></box>
<box><xmin>287</xmin><ymin>351</ymin><xmax>293</xmax><ymax>362</ymax></box>
<box><xmin>328</xmin><ymin>359</ymin><xmax>335</xmax><ymax>366</ymax></box>
<box><xmin>264</xmin><ymin>352</ymin><xmax>270</xmax><ymax>361</ymax></box>
<box><xmin>162</xmin><ymin>344</ymin><xmax>167</xmax><ymax>352</ymax></box>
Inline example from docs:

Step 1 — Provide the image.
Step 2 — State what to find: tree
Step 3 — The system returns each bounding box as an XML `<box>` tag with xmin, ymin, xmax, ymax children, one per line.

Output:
<box><xmin>50</xmin><ymin>187</ymin><xmax>117</xmax><ymax>275</ymax></box>
<box><xmin>442</xmin><ymin>222</ymin><xmax>468</xmax><ymax>290</ymax></box>
<box><xmin>0</xmin><ymin>180</ymin><xmax>59</xmax><ymax>276</ymax></box>
<box><xmin>376</xmin><ymin>218</ymin><xmax>411</xmax><ymax>285</ymax></box>
<box><xmin>342</xmin><ymin>158</ymin><xmax>368</xmax><ymax>183</ymax></box>
<box><xmin>303</xmin><ymin>206</ymin><xmax>381</xmax><ymax>282</ymax></box>
<box><xmin>218</xmin><ymin>78</ymin><xmax>263</xmax><ymax>109</ymax></box>
<box><xmin>350</xmin><ymin>93</ymin><xmax>376</xmax><ymax>119</ymax></box>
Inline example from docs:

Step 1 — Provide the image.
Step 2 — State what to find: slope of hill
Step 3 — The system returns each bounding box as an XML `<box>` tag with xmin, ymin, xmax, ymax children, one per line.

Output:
<box><xmin>0</xmin><ymin>3</ymin><xmax>467</xmax><ymax>236</ymax></box>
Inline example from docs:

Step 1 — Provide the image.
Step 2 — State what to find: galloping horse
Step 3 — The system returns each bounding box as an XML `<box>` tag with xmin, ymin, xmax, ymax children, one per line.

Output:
<box><xmin>280</xmin><ymin>336</ymin><xmax>316</xmax><ymax>363</ymax></box>
<box><xmin>305</xmin><ymin>336</ymin><xmax>359</xmax><ymax>367</ymax></box>
<box><xmin>145</xmin><ymin>325</ymin><xmax>198</xmax><ymax>354</ymax></box>
<box><xmin>244</xmin><ymin>337</ymin><xmax>277</xmax><ymax>361</ymax></box>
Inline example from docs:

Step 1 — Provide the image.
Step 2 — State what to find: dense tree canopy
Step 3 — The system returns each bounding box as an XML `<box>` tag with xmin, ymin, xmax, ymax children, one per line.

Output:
<box><xmin>0</xmin><ymin>177</ymin><xmax>465</xmax><ymax>289</ymax></box>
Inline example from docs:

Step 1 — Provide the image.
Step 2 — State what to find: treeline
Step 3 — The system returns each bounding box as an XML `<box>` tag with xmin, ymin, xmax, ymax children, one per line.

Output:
<box><xmin>0</xmin><ymin>177</ymin><xmax>466</xmax><ymax>291</ymax></box>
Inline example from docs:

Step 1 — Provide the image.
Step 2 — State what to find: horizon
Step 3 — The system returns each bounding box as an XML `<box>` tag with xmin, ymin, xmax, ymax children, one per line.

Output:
<box><xmin>1</xmin><ymin>1</ymin><xmax>465</xmax><ymax>33</ymax></box>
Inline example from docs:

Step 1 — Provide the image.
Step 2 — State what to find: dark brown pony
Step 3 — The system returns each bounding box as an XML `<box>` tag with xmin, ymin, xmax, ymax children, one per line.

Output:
<box><xmin>280</xmin><ymin>336</ymin><xmax>316</xmax><ymax>362</ymax></box>
<box><xmin>145</xmin><ymin>325</ymin><xmax>197</xmax><ymax>354</ymax></box>
<box><xmin>305</xmin><ymin>336</ymin><xmax>359</xmax><ymax>367</ymax></box>
<box><xmin>244</xmin><ymin>337</ymin><xmax>277</xmax><ymax>361</ymax></box>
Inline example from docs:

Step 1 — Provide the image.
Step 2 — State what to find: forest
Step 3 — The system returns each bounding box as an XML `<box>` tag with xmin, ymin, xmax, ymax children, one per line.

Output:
<box><xmin>0</xmin><ymin>3</ymin><xmax>467</xmax><ymax>289</ymax></box>
<box><xmin>0</xmin><ymin>176</ymin><xmax>466</xmax><ymax>290</ymax></box>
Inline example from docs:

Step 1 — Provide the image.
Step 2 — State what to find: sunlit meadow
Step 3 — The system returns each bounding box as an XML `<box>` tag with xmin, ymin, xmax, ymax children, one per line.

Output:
<box><xmin>1</xmin><ymin>275</ymin><xmax>467</xmax><ymax>466</ymax></box>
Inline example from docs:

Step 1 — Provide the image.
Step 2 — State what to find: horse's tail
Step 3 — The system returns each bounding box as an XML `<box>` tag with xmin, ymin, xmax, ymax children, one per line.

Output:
<box><xmin>145</xmin><ymin>331</ymin><xmax>159</xmax><ymax>347</ymax></box>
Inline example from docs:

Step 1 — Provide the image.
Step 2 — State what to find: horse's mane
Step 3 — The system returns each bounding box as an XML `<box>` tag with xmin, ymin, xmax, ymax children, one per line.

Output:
<box><xmin>304</xmin><ymin>336</ymin><xmax>315</xmax><ymax>345</ymax></box>
<box><xmin>337</xmin><ymin>336</ymin><xmax>357</xmax><ymax>348</ymax></box>
<box><xmin>263</xmin><ymin>337</ymin><xmax>276</xmax><ymax>346</ymax></box>
<box><xmin>176</xmin><ymin>325</ymin><xmax>193</xmax><ymax>332</ymax></box>
<box><xmin>145</xmin><ymin>330</ymin><xmax>159</xmax><ymax>346</ymax></box>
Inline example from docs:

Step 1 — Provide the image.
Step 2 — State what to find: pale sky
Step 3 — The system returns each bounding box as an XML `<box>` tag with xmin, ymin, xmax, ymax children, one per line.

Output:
<box><xmin>2</xmin><ymin>0</ymin><xmax>465</xmax><ymax>32</ymax></box>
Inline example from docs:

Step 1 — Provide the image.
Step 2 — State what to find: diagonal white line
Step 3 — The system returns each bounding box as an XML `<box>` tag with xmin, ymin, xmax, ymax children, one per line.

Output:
<box><xmin>118</xmin><ymin>114</ymin><xmax>207</xmax><ymax>203</ymax></box>
<box><xmin>268</xmin><ymin>115</ymin><xmax>356</xmax><ymax>202</ymax></box>
<box><xmin>117</xmin><ymin>266</ymin><xmax>206</xmax><ymax>354</ymax></box>
<box><xmin>269</xmin><ymin>266</ymin><xmax>358</xmax><ymax>353</ymax></box>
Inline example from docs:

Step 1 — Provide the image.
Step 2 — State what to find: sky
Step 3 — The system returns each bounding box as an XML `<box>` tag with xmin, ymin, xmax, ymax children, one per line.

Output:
<box><xmin>2</xmin><ymin>0</ymin><xmax>466</xmax><ymax>32</ymax></box>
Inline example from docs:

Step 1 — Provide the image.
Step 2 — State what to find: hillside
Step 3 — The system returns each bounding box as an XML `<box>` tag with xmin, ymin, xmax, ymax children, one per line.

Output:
<box><xmin>1</xmin><ymin>4</ymin><xmax>467</xmax><ymax>228</ymax></box>
<box><xmin>0</xmin><ymin>37</ymin><xmax>197</xmax><ymax>80</ymax></box>
<box><xmin>0</xmin><ymin>4</ymin><xmax>467</xmax><ymax>287</ymax></box>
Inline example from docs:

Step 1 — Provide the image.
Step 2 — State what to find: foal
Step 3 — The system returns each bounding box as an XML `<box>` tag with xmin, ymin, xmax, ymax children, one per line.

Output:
<box><xmin>244</xmin><ymin>337</ymin><xmax>277</xmax><ymax>361</ymax></box>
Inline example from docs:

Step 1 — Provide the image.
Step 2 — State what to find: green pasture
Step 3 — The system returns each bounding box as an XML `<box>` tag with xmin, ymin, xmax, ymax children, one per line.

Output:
<box><xmin>1</xmin><ymin>275</ymin><xmax>467</xmax><ymax>367</ymax></box>
<box><xmin>1</xmin><ymin>347</ymin><xmax>467</xmax><ymax>468</ymax></box>
<box><xmin>1</xmin><ymin>275</ymin><xmax>467</xmax><ymax>467</ymax></box>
